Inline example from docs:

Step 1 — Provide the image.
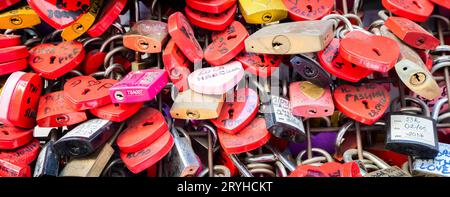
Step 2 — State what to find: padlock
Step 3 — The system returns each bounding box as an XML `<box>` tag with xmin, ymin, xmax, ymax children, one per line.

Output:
<box><xmin>290</xmin><ymin>54</ymin><xmax>333</xmax><ymax>88</ymax></box>
<box><xmin>0</xmin><ymin>124</ymin><xmax>33</xmax><ymax>150</ymax></box>
<box><xmin>53</xmin><ymin>119</ymin><xmax>118</xmax><ymax>157</ymax></box>
<box><xmin>386</xmin><ymin>96</ymin><xmax>439</xmax><ymax>158</ymax></box>
<box><xmin>0</xmin><ymin>71</ymin><xmax>25</xmax><ymax>126</ymax></box>
<box><xmin>317</xmin><ymin>38</ymin><xmax>374</xmax><ymax>82</ymax></box>
<box><xmin>61</xmin><ymin>0</ymin><xmax>103</xmax><ymax>41</ymax></box>
<box><xmin>162</xmin><ymin>127</ymin><xmax>200</xmax><ymax>177</ymax></box>
<box><xmin>109</xmin><ymin>68</ymin><xmax>168</xmax><ymax>103</ymax></box>
<box><xmin>33</xmin><ymin>130</ymin><xmax>59</xmax><ymax>177</ymax></box>
<box><xmin>63</xmin><ymin>75</ymin><xmax>116</xmax><ymax>110</ymax></box>
<box><xmin>81</xmin><ymin>36</ymin><xmax>121</xmax><ymax>75</ymax></box>
<box><xmin>0</xmin><ymin>34</ymin><xmax>21</xmax><ymax>48</ymax></box>
<box><xmin>0</xmin><ymin>6</ymin><xmax>41</xmax><ymax>29</ymax></box>
<box><xmin>218</xmin><ymin>117</ymin><xmax>271</xmax><ymax>154</ymax></box>
<box><xmin>186</xmin><ymin>0</ymin><xmax>237</xmax><ymax>14</ymax></box>
<box><xmin>0</xmin><ymin>58</ymin><xmax>28</xmax><ymax>76</ymax></box>
<box><xmin>339</xmin><ymin>29</ymin><xmax>400</xmax><ymax>73</ymax></box>
<box><xmin>430</xmin><ymin>0</ymin><xmax>450</xmax><ymax>9</ymax></box>
<box><xmin>121</xmin><ymin>130</ymin><xmax>174</xmax><ymax>174</ymax></box>
<box><xmin>90</xmin><ymin>102</ymin><xmax>143</xmax><ymax>122</ymax></box>
<box><xmin>204</xmin><ymin>21</ymin><xmax>248</xmax><ymax>66</ymax></box>
<box><xmin>37</xmin><ymin>91</ymin><xmax>87</xmax><ymax>127</ymax></box>
<box><xmin>282</xmin><ymin>0</ymin><xmax>334</xmax><ymax>21</ymax></box>
<box><xmin>188</xmin><ymin>61</ymin><xmax>244</xmax><ymax>95</ymax></box>
<box><xmin>0</xmin><ymin>0</ymin><xmax>20</xmax><ymax>11</ymax></box>
<box><xmin>378</xmin><ymin>25</ymin><xmax>440</xmax><ymax>100</ymax></box>
<box><xmin>289</xmin><ymin>81</ymin><xmax>334</xmax><ymax>118</ymax></box>
<box><xmin>162</xmin><ymin>39</ymin><xmax>192</xmax><ymax>92</ymax></box>
<box><xmin>0</xmin><ymin>139</ymin><xmax>40</xmax><ymax>166</ymax></box>
<box><xmin>168</xmin><ymin>12</ymin><xmax>204</xmax><ymax>63</ymax></box>
<box><xmin>185</xmin><ymin>4</ymin><xmax>237</xmax><ymax>31</ymax></box>
<box><xmin>87</xmin><ymin>0</ymin><xmax>128</xmax><ymax>37</ymax></box>
<box><xmin>117</xmin><ymin>107</ymin><xmax>168</xmax><ymax>153</ymax></box>
<box><xmin>0</xmin><ymin>72</ymin><xmax>42</xmax><ymax>129</ymax></box>
<box><xmin>59</xmin><ymin>122</ymin><xmax>125</xmax><ymax>177</ymax></box>
<box><xmin>123</xmin><ymin>20</ymin><xmax>169</xmax><ymax>53</ymax></box>
<box><xmin>0</xmin><ymin>46</ymin><xmax>29</xmax><ymax>63</ymax></box>
<box><xmin>29</xmin><ymin>41</ymin><xmax>86</xmax><ymax>80</ymax></box>
<box><xmin>334</xmin><ymin>83</ymin><xmax>390</xmax><ymax>125</ymax></box>
<box><xmin>244</xmin><ymin>20</ymin><xmax>334</xmax><ymax>54</ymax></box>
<box><xmin>27</xmin><ymin>0</ymin><xmax>89</xmax><ymax>29</ymax></box>
<box><xmin>211</xmin><ymin>88</ymin><xmax>259</xmax><ymax>134</ymax></box>
<box><xmin>238</xmin><ymin>0</ymin><xmax>288</xmax><ymax>24</ymax></box>
<box><xmin>381</xmin><ymin>0</ymin><xmax>434</xmax><ymax>22</ymax></box>
<box><xmin>235</xmin><ymin>52</ymin><xmax>281</xmax><ymax>78</ymax></box>
<box><xmin>170</xmin><ymin>89</ymin><xmax>224</xmax><ymax>120</ymax></box>
<box><xmin>412</xmin><ymin>142</ymin><xmax>450</xmax><ymax>177</ymax></box>
<box><xmin>380</xmin><ymin>11</ymin><xmax>439</xmax><ymax>50</ymax></box>
<box><xmin>0</xmin><ymin>158</ymin><xmax>30</xmax><ymax>177</ymax></box>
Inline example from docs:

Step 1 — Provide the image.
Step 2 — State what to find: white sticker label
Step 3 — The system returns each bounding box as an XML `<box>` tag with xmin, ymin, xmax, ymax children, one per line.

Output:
<box><xmin>271</xmin><ymin>96</ymin><xmax>305</xmax><ymax>132</ymax></box>
<box><xmin>390</xmin><ymin>115</ymin><xmax>436</xmax><ymax>146</ymax></box>
<box><xmin>413</xmin><ymin>143</ymin><xmax>450</xmax><ymax>177</ymax></box>
<box><xmin>62</xmin><ymin>119</ymin><xmax>110</xmax><ymax>139</ymax></box>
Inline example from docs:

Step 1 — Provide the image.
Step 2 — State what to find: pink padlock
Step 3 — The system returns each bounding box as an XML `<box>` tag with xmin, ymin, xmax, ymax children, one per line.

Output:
<box><xmin>289</xmin><ymin>81</ymin><xmax>334</xmax><ymax>118</ymax></box>
<box><xmin>109</xmin><ymin>69</ymin><xmax>169</xmax><ymax>103</ymax></box>
<box><xmin>0</xmin><ymin>71</ymin><xmax>26</xmax><ymax>125</ymax></box>
<box><xmin>188</xmin><ymin>61</ymin><xmax>244</xmax><ymax>95</ymax></box>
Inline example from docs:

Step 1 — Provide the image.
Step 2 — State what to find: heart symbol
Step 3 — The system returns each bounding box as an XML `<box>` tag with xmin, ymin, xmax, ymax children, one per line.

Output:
<box><xmin>283</xmin><ymin>0</ymin><xmax>334</xmax><ymax>21</ymax></box>
<box><xmin>318</xmin><ymin>38</ymin><xmax>373</xmax><ymax>82</ymax></box>
<box><xmin>188</xmin><ymin>61</ymin><xmax>244</xmax><ymax>95</ymax></box>
<box><xmin>29</xmin><ymin>41</ymin><xmax>85</xmax><ymax>80</ymax></box>
<box><xmin>89</xmin><ymin>102</ymin><xmax>143</xmax><ymax>123</ymax></box>
<box><xmin>63</xmin><ymin>76</ymin><xmax>117</xmax><ymax>110</ymax></box>
<box><xmin>333</xmin><ymin>83</ymin><xmax>390</xmax><ymax>125</ymax></box>
<box><xmin>218</xmin><ymin>117</ymin><xmax>271</xmax><ymax>154</ymax></box>
<box><xmin>235</xmin><ymin>52</ymin><xmax>281</xmax><ymax>77</ymax></box>
<box><xmin>340</xmin><ymin>31</ymin><xmax>400</xmax><ymax>73</ymax></box>
<box><xmin>211</xmin><ymin>88</ymin><xmax>259</xmax><ymax>134</ymax></box>
<box><xmin>27</xmin><ymin>0</ymin><xmax>89</xmax><ymax>29</ymax></box>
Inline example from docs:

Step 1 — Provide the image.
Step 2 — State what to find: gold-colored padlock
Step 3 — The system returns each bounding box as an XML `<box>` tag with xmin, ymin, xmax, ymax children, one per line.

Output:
<box><xmin>62</xmin><ymin>0</ymin><xmax>103</xmax><ymax>41</ymax></box>
<box><xmin>244</xmin><ymin>20</ymin><xmax>334</xmax><ymax>54</ymax></box>
<box><xmin>0</xmin><ymin>6</ymin><xmax>41</xmax><ymax>29</ymax></box>
<box><xmin>170</xmin><ymin>89</ymin><xmax>224</xmax><ymax>120</ymax></box>
<box><xmin>379</xmin><ymin>25</ymin><xmax>440</xmax><ymax>100</ymax></box>
<box><xmin>238</xmin><ymin>0</ymin><xmax>288</xmax><ymax>24</ymax></box>
<box><xmin>123</xmin><ymin>20</ymin><xmax>169</xmax><ymax>53</ymax></box>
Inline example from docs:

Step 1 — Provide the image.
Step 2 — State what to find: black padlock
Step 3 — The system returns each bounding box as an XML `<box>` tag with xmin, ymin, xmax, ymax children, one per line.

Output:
<box><xmin>290</xmin><ymin>54</ymin><xmax>332</xmax><ymax>88</ymax></box>
<box><xmin>33</xmin><ymin>129</ymin><xmax>60</xmax><ymax>177</ymax></box>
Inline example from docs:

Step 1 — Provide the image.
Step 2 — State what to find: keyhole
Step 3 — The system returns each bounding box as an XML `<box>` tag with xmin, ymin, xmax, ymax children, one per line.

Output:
<box><xmin>114</xmin><ymin>103</ymin><xmax>120</xmax><ymax>107</ymax></box>
<box><xmin>414</xmin><ymin>73</ymin><xmax>422</xmax><ymax>82</ymax></box>
<box><xmin>258</xmin><ymin>55</ymin><xmax>266</xmax><ymax>63</ymax></box>
<box><xmin>82</xmin><ymin>88</ymin><xmax>90</xmax><ymax>95</ymax></box>
<box><xmin>50</xmin><ymin>56</ymin><xmax>56</xmax><ymax>64</ymax></box>
<box><xmin>228</xmin><ymin>109</ymin><xmax>234</xmax><ymax>119</ymax></box>
<box><xmin>412</xmin><ymin>1</ymin><xmax>422</xmax><ymax>9</ymax></box>
<box><xmin>403</xmin><ymin>67</ymin><xmax>408</xmax><ymax>71</ymax></box>
<box><xmin>306</xmin><ymin>5</ymin><xmax>312</xmax><ymax>12</ymax></box>
<box><xmin>416</xmin><ymin>37</ymin><xmax>425</xmax><ymax>46</ymax></box>
<box><xmin>1</xmin><ymin>130</ymin><xmax>9</xmax><ymax>135</ymax></box>
<box><xmin>27</xmin><ymin>97</ymin><xmax>31</xmax><ymax>104</ymax></box>
<box><xmin>372</xmin><ymin>48</ymin><xmax>381</xmax><ymax>56</ymax></box>
<box><xmin>308</xmin><ymin>109</ymin><xmax>317</xmax><ymax>114</ymax></box>
<box><xmin>227</xmin><ymin>35</ymin><xmax>237</xmax><ymax>40</ymax></box>
<box><xmin>362</xmin><ymin>100</ymin><xmax>369</xmax><ymax>109</ymax></box>
<box><xmin>143</xmin><ymin>121</ymin><xmax>154</xmax><ymax>126</ymax></box>
<box><xmin>272</xmin><ymin>42</ymin><xmax>283</xmax><ymax>49</ymax></box>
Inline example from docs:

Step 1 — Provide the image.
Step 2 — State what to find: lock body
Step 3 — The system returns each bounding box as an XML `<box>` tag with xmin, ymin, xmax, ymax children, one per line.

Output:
<box><xmin>37</xmin><ymin>91</ymin><xmax>87</xmax><ymax>127</ymax></box>
<box><xmin>238</xmin><ymin>0</ymin><xmax>288</xmax><ymax>24</ymax></box>
<box><xmin>33</xmin><ymin>141</ymin><xmax>59</xmax><ymax>177</ymax></box>
<box><xmin>0</xmin><ymin>125</ymin><xmax>33</xmax><ymax>150</ymax></box>
<box><xmin>412</xmin><ymin>143</ymin><xmax>450</xmax><ymax>177</ymax></box>
<box><xmin>163</xmin><ymin>39</ymin><xmax>192</xmax><ymax>92</ymax></box>
<box><xmin>123</xmin><ymin>20</ymin><xmax>169</xmax><ymax>53</ymax></box>
<box><xmin>0</xmin><ymin>6</ymin><xmax>41</xmax><ymax>29</ymax></box>
<box><xmin>291</xmin><ymin>55</ymin><xmax>332</xmax><ymax>88</ymax></box>
<box><xmin>185</xmin><ymin>4</ymin><xmax>236</xmax><ymax>31</ymax></box>
<box><xmin>290</xmin><ymin>81</ymin><xmax>334</xmax><ymax>118</ymax></box>
<box><xmin>170</xmin><ymin>89</ymin><xmax>224</xmax><ymax>120</ymax></box>
<box><xmin>163</xmin><ymin>132</ymin><xmax>200</xmax><ymax>177</ymax></box>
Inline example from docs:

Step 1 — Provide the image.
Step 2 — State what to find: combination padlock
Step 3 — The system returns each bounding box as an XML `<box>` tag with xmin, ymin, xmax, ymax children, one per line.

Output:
<box><xmin>36</xmin><ymin>91</ymin><xmax>87</xmax><ymax>127</ymax></box>
<box><xmin>27</xmin><ymin>0</ymin><xmax>89</xmax><ymax>29</ymax></box>
<box><xmin>168</xmin><ymin>12</ymin><xmax>204</xmax><ymax>63</ymax></box>
<box><xmin>61</xmin><ymin>0</ymin><xmax>103</xmax><ymax>41</ymax></box>
<box><xmin>162</xmin><ymin>39</ymin><xmax>192</xmax><ymax>92</ymax></box>
<box><xmin>289</xmin><ymin>81</ymin><xmax>334</xmax><ymax>118</ymax></box>
<box><xmin>0</xmin><ymin>6</ymin><xmax>41</xmax><ymax>29</ymax></box>
<box><xmin>0</xmin><ymin>124</ymin><xmax>33</xmax><ymax>150</ymax></box>
<box><xmin>185</xmin><ymin>4</ymin><xmax>237</xmax><ymax>31</ymax></box>
<box><xmin>170</xmin><ymin>89</ymin><xmax>224</xmax><ymax>120</ymax></box>
<box><xmin>290</xmin><ymin>54</ymin><xmax>333</xmax><ymax>88</ymax></box>
<box><xmin>87</xmin><ymin>0</ymin><xmax>128</xmax><ymax>37</ymax></box>
<box><xmin>123</xmin><ymin>20</ymin><xmax>169</xmax><ymax>54</ymax></box>
<box><xmin>238</xmin><ymin>0</ymin><xmax>288</xmax><ymax>24</ymax></box>
<box><xmin>63</xmin><ymin>75</ymin><xmax>116</xmax><ymax>110</ymax></box>
<box><xmin>282</xmin><ymin>0</ymin><xmax>334</xmax><ymax>21</ymax></box>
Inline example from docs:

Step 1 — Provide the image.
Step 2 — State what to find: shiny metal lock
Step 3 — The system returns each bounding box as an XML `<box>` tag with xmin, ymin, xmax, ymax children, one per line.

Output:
<box><xmin>244</xmin><ymin>20</ymin><xmax>334</xmax><ymax>54</ymax></box>
<box><xmin>290</xmin><ymin>54</ymin><xmax>333</xmax><ymax>88</ymax></box>
<box><xmin>33</xmin><ymin>130</ymin><xmax>59</xmax><ymax>177</ymax></box>
<box><xmin>162</xmin><ymin>127</ymin><xmax>200</xmax><ymax>177</ymax></box>
<box><xmin>290</xmin><ymin>81</ymin><xmax>334</xmax><ymax>118</ymax></box>
<box><xmin>412</xmin><ymin>142</ymin><xmax>450</xmax><ymax>177</ymax></box>
<box><xmin>123</xmin><ymin>20</ymin><xmax>169</xmax><ymax>53</ymax></box>
<box><xmin>0</xmin><ymin>5</ymin><xmax>41</xmax><ymax>29</ymax></box>
<box><xmin>238</xmin><ymin>0</ymin><xmax>288</xmax><ymax>24</ymax></box>
<box><xmin>170</xmin><ymin>89</ymin><xmax>224</xmax><ymax>120</ymax></box>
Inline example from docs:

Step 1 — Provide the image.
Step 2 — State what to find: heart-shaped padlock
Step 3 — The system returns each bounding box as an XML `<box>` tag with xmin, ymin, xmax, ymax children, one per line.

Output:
<box><xmin>235</xmin><ymin>52</ymin><xmax>282</xmax><ymax>78</ymax></box>
<box><xmin>185</xmin><ymin>4</ymin><xmax>236</xmax><ymax>31</ymax></box>
<box><xmin>382</xmin><ymin>0</ymin><xmax>434</xmax><ymax>22</ymax></box>
<box><xmin>0</xmin><ymin>34</ymin><xmax>20</xmax><ymax>48</ymax></box>
<box><xmin>0</xmin><ymin>46</ymin><xmax>28</xmax><ymax>64</ymax></box>
<box><xmin>29</xmin><ymin>41</ymin><xmax>86</xmax><ymax>80</ymax></box>
<box><xmin>37</xmin><ymin>91</ymin><xmax>87</xmax><ymax>127</ymax></box>
<box><xmin>318</xmin><ymin>38</ymin><xmax>373</xmax><ymax>82</ymax></box>
<box><xmin>0</xmin><ymin>139</ymin><xmax>40</xmax><ymax>165</ymax></box>
<box><xmin>163</xmin><ymin>39</ymin><xmax>192</xmax><ymax>92</ymax></box>
<box><xmin>430</xmin><ymin>0</ymin><xmax>450</xmax><ymax>9</ymax></box>
<box><xmin>89</xmin><ymin>102</ymin><xmax>143</xmax><ymax>122</ymax></box>
<box><xmin>283</xmin><ymin>0</ymin><xmax>334</xmax><ymax>21</ymax></box>
<box><xmin>218</xmin><ymin>117</ymin><xmax>271</xmax><ymax>154</ymax></box>
<box><xmin>188</xmin><ymin>61</ymin><xmax>244</xmax><ymax>95</ymax></box>
<box><xmin>186</xmin><ymin>0</ymin><xmax>237</xmax><ymax>14</ymax></box>
<box><xmin>120</xmin><ymin>131</ymin><xmax>174</xmax><ymax>174</ymax></box>
<box><xmin>340</xmin><ymin>30</ymin><xmax>400</xmax><ymax>73</ymax></box>
<box><xmin>211</xmin><ymin>88</ymin><xmax>259</xmax><ymax>134</ymax></box>
<box><xmin>168</xmin><ymin>12</ymin><xmax>204</xmax><ymax>63</ymax></box>
<box><xmin>334</xmin><ymin>83</ymin><xmax>390</xmax><ymax>125</ymax></box>
<box><xmin>0</xmin><ymin>59</ymin><xmax>28</xmax><ymax>76</ymax></box>
<box><xmin>117</xmin><ymin>107</ymin><xmax>168</xmax><ymax>153</ymax></box>
<box><xmin>0</xmin><ymin>125</ymin><xmax>33</xmax><ymax>150</ymax></box>
<box><xmin>63</xmin><ymin>75</ymin><xmax>117</xmax><ymax>110</ymax></box>
<box><xmin>204</xmin><ymin>21</ymin><xmax>248</xmax><ymax>66</ymax></box>
<box><xmin>27</xmin><ymin>0</ymin><xmax>89</xmax><ymax>29</ymax></box>
<box><xmin>87</xmin><ymin>0</ymin><xmax>127</xmax><ymax>37</ymax></box>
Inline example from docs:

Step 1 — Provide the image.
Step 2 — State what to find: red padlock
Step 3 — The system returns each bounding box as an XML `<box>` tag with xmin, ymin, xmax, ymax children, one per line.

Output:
<box><xmin>235</xmin><ymin>52</ymin><xmax>282</xmax><ymax>78</ymax></box>
<box><xmin>87</xmin><ymin>0</ymin><xmax>128</xmax><ymax>37</ymax></box>
<box><xmin>0</xmin><ymin>159</ymin><xmax>30</xmax><ymax>177</ymax></box>
<box><xmin>0</xmin><ymin>0</ymin><xmax>20</xmax><ymax>11</ymax></box>
<box><xmin>162</xmin><ymin>39</ymin><xmax>192</xmax><ymax>92</ymax></box>
<box><xmin>89</xmin><ymin>102</ymin><xmax>143</xmax><ymax>122</ymax></box>
<box><xmin>168</xmin><ymin>12</ymin><xmax>204</xmax><ymax>63</ymax></box>
<box><xmin>204</xmin><ymin>21</ymin><xmax>248</xmax><ymax>66</ymax></box>
<box><xmin>320</xmin><ymin>161</ymin><xmax>363</xmax><ymax>177</ymax></box>
<box><xmin>185</xmin><ymin>4</ymin><xmax>237</xmax><ymax>31</ymax></box>
<box><xmin>283</xmin><ymin>0</ymin><xmax>334</xmax><ymax>21</ymax></box>
<box><xmin>382</xmin><ymin>0</ymin><xmax>434</xmax><ymax>22</ymax></box>
<box><xmin>63</xmin><ymin>76</ymin><xmax>116</xmax><ymax>110</ymax></box>
<box><xmin>0</xmin><ymin>46</ymin><xmax>28</xmax><ymax>64</ymax></box>
<box><xmin>0</xmin><ymin>34</ymin><xmax>21</xmax><ymax>48</ymax></box>
<box><xmin>289</xmin><ymin>165</ymin><xmax>330</xmax><ymax>177</ymax></box>
<box><xmin>0</xmin><ymin>59</ymin><xmax>28</xmax><ymax>76</ymax></box>
<box><xmin>430</xmin><ymin>0</ymin><xmax>450</xmax><ymax>9</ymax></box>
<box><xmin>27</xmin><ymin>0</ymin><xmax>89</xmax><ymax>29</ymax></box>
<box><xmin>37</xmin><ymin>91</ymin><xmax>87</xmax><ymax>127</ymax></box>
<box><xmin>0</xmin><ymin>125</ymin><xmax>33</xmax><ymax>150</ymax></box>
<box><xmin>211</xmin><ymin>88</ymin><xmax>259</xmax><ymax>134</ymax></box>
<box><xmin>0</xmin><ymin>139</ymin><xmax>40</xmax><ymax>165</ymax></box>
<box><xmin>29</xmin><ymin>41</ymin><xmax>86</xmax><ymax>80</ymax></box>
<box><xmin>186</xmin><ymin>0</ymin><xmax>237</xmax><ymax>14</ymax></box>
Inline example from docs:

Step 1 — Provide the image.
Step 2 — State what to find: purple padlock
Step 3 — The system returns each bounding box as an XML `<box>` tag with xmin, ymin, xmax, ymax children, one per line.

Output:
<box><xmin>109</xmin><ymin>68</ymin><xmax>168</xmax><ymax>103</ymax></box>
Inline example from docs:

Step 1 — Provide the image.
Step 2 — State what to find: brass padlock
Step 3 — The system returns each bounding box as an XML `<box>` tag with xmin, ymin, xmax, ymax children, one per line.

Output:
<box><xmin>123</xmin><ymin>20</ymin><xmax>169</xmax><ymax>53</ymax></box>
<box><xmin>170</xmin><ymin>89</ymin><xmax>224</xmax><ymax>120</ymax></box>
<box><xmin>238</xmin><ymin>0</ymin><xmax>288</xmax><ymax>24</ymax></box>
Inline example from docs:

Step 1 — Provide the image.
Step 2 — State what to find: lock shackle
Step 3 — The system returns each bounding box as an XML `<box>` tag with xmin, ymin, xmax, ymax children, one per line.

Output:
<box><xmin>100</xmin><ymin>35</ymin><xmax>124</xmax><ymax>52</ymax></box>
<box><xmin>431</xmin><ymin>61</ymin><xmax>450</xmax><ymax>74</ymax></box>
<box><xmin>101</xmin><ymin>158</ymin><xmax>126</xmax><ymax>177</ymax></box>
<box><xmin>437</xmin><ymin>111</ymin><xmax>450</xmax><ymax>123</ymax></box>
<box><xmin>399</xmin><ymin>106</ymin><xmax>424</xmax><ymax>115</ymax></box>
<box><xmin>104</xmin><ymin>63</ymin><xmax>125</xmax><ymax>80</ymax></box>
<box><xmin>24</xmin><ymin>37</ymin><xmax>42</xmax><ymax>48</ymax></box>
<box><xmin>390</xmin><ymin>96</ymin><xmax>430</xmax><ymax>117</ymax></box>
<box><xmin>83</xmin><ymin>37</ymin><xmax>104</xmax><ymax>48</ymax></box>
<box><xmin>377</xmin><ymin>10</ymin><xmax>390</xmax><ymax>21</ymax></box>
<box><xmin>103</xmin><ymin>46</ymin><xmax>131</xmax><ymax>69</ymax></box>
<box><xmin>5</xmin><ymin>28</ymin><xmax>41</xmax><ymax>38</ymax></box>
<box><xmin>41</xmin><ymin>29</ymin><xmax>63</xmax><ymax>43</ymax></box>
<box><xmin>247</xmin><ymin>163</ymin><xmax>276</xmax><ymax>177</ymax></box>
<box><xmin>428</xmin><ymin>15</ymin><xmax>450</xmax><ymax>32</ymax></box>
<box><xmin>367</xmin><ymin>20</ymin><xmax>385</xmax><ymax>33</ymax></box>
<box><xmin>343</xmin><ymin>149</ymin><xmax>390</xmax><ymax>170</ymax></box>
<box><xmin>303</xmin><ymin>117</ymin><xmax>332</xmax><ymax>127</ymax></box>
<box><xmin>432</xmin><ymin>97</ymin><xmax>449</xmax><ymax>120</ymax></box>
<box><xmin>198</xmin><ymin>165</ymin><xmax>231</xmax><ymax>177</ymax></box>
<box><xmin>111</xmin><ymin>22</ymin><xmax>126</xmax><ymax>35</ymax></box>
<box><xmin>171</xmin><ymin>126</ymin><xmax>193</xmax><ymax>147</ymax></box>
<box><xmin>321</xmin><ymin>14</ymin><xmax>354</xmax><ymax>32</ymax></box>
<box><xmin>245</xmin><ymin>154</ymin><xmax>277</xmax><ymax>163</ymax></box>
<box><xmin>335</xmin><ymin>121</ymin><xmax>354</xmax><ymax>153</ymax></box>
<box><xmin>296</xmin><ymin>148</ymin><xmax>333</xmax><ymax>166</ymax></box>
<box><xmin>265</xmin><ymin>143</ymin><xmax>296</xmax><ymax>171</ymax></box>
<box><xmin>338</xmin><ymin>25</ymin><xmax>370</xmax><ymax>39</ymax></box>
<box><xmin>343</xmin><ymin>13</ymin><xmax>363</xmax><ymax>27</ymax></box>
<box><xmin>275</xmin><ymin>161</ymin><xmax>288</xmax><ymax>177</ymax></box>
<box><xmin>229</xmin><ymin>154</ymin><xmax>253</xmax><ymax>177</ymax></box>
<box><xmin>197</xmin><ymin>123</ymin><xmax>218</xmax><ymax>149</ymax></box>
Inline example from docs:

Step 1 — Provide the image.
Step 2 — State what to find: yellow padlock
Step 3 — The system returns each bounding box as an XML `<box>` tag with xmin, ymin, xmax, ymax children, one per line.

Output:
<box><xmin>170</xmin><ymin>89</ymin><xmax>224</xmax><ymax>120</ymax></box>
<box><xmin>0</xmin><ymin>6</ymin><xmax>41</xmax><ymax>29</ymax></box>
<box><xmin>62</xmin><ymin>0</ymin><xmax>103</xmax><ymax>41</ymax></box>
<box><xmin>238</xmin><ymin>0</ymin><xmax>288</xmax><ymax>24</ymax></box>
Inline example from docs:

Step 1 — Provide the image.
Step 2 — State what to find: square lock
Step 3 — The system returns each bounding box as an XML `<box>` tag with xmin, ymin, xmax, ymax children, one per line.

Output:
<box><xmin>123</xmin><ymin>20</ymin><xmax>169</xmax><ymax>53</ymax></box>
<box><xmin>170</xmin><ymin>89</ymin><xmax>224</xmax><ymax>120</ymax></box>
<box><xmin>238</xmin><ymin>0</ymin><xmax>288</xmax><ymax>24</ymax></box>
<box><xmin>109</xmin><ymin>69</ymin><xmax>169</xmax><ymax>103</ymax></box>
<box><xmin>289</xmin><ymin>81</ymin><xmax>334</xmax><ymax>118</ymax></box>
